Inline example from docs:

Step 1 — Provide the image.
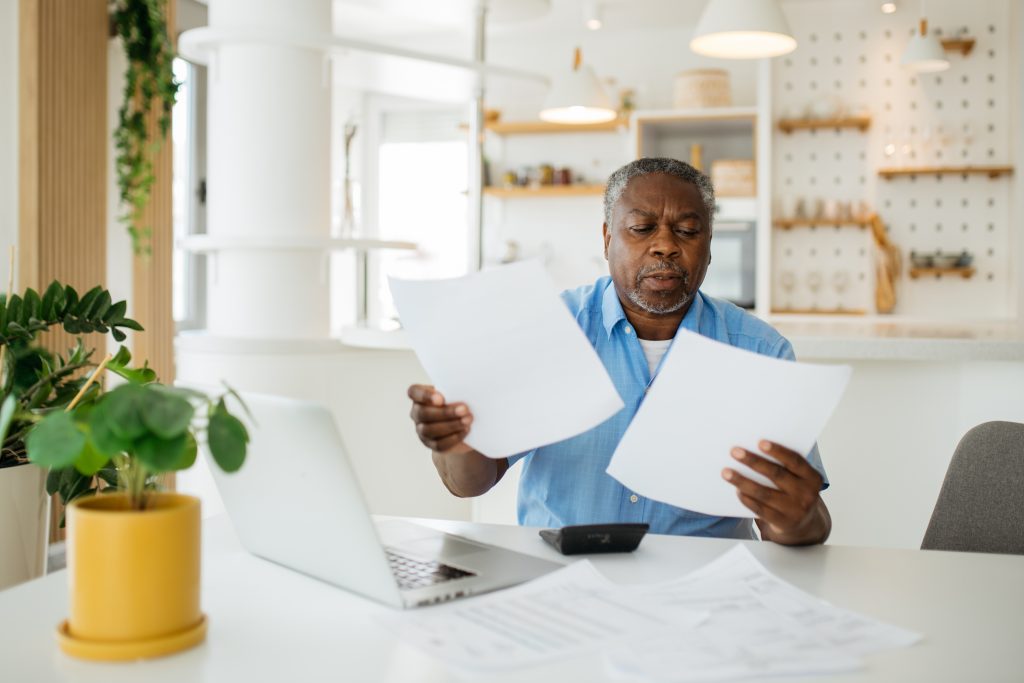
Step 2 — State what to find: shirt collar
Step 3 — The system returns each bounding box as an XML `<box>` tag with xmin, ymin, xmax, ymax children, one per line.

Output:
<box><xmin>601</xmin><ymin>279</ymin><xmax>627</xmax><ymax>338</ymax></box>
<box><xmin>600</xmin><ymin>278</ymin><xmax>706</xmax><ymax>339</ymax></box>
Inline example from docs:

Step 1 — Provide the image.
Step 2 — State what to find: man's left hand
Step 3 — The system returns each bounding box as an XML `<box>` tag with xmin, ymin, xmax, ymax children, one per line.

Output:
<box><xmin>722</xmin><ymin>440</ymin><xmax>831</xmax><ymax>545</ymax></box>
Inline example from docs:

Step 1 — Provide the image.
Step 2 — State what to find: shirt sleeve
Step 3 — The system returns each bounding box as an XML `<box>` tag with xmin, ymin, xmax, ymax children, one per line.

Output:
<box><xmin>769</xmin><ymin>336</ymin><xmax>830</xmax><ymax>491</ymax></box>
<box><xmin>506</xmin><ymin>450</ymin><xmax>534</xmax><ymax>468</ymax></box>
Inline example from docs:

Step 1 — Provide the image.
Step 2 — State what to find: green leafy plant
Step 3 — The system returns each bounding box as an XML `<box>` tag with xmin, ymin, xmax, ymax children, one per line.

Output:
<box><xmin>26</xmin><ymin>372</ymin><xmax>250</xmax><ymax>512</ymax></box>
<box><xmin>0</xmin><ymin>282</ymin><xmax>144</xmax><ymax>470</ymax></box>
<box><xmin>110</xmin><ymin>0</ymin><xmax>180</xmax><ymax>255</ymax></box>
<box><xmin>0</xmin><ymin>280</ymin><xmax>249</xmax><ymax>518</ymax></box>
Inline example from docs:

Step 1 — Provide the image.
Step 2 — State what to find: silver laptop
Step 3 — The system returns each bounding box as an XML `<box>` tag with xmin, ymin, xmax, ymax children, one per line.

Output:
<box><xmin>207</xmin><ymin>391</ymin><xmax>562</xmax><ymax>609</ymax></box>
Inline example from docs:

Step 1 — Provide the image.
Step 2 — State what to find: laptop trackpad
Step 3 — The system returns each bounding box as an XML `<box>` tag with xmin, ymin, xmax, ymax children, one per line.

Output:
<box><xmin>398</xmin><ymin>535</ymin><xmax>486</xmax><ymax>560</ymax></box>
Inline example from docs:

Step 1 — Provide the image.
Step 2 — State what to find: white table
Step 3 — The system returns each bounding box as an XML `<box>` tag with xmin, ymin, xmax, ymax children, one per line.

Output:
<box><xmin>2</xmin><ymin>515</ymin><xmax>1022</xmax><ymax>682</ymax></box>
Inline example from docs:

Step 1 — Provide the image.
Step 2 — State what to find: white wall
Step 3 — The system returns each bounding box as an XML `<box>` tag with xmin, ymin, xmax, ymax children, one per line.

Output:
<box><xmin>106</xmin><ymin>41</ymin><xmax>134</xmax><ymax>356</ymax></box>
<box><xmin>817</xmin><ymin>358</ymin><xmax>1024</xmax><ymax>549</ymax></box>
<box><xmin>1014</xmin><ymin>0</ymin><xmax>1024</xmax><ymax>319</ymax></box>
<box><xmin>0</xmin><ymin>0</ymin><xmax>18</xmax><ymax>281</ymax></box>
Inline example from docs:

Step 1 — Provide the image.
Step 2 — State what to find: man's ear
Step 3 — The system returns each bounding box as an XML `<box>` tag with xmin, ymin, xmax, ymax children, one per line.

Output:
<box><xmin>602</xmin><ymin>223</ymin><xmax>610</xmax><ymax>259</ymax></box>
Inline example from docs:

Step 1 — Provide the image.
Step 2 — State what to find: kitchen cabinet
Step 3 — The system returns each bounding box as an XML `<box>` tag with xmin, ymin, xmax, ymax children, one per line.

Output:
<box><xmin>632</xmin><ymin>106</ymin><xmax>767</xmax><ymax>313</ymax></box>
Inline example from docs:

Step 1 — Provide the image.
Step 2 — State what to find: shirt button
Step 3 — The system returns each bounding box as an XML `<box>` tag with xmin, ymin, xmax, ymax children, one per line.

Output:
<box><xmin>624</xmin><ymin>326</ymin><xmax>632</xmax><ymax>335</ymax></box>
<box><xmin>629</xmin><ymin>494</ymin><xmax>639</xmax><ymax>504</ymax></box>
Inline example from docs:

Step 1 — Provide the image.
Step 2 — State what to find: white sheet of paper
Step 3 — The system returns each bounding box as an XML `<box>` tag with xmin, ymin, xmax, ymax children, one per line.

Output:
<box><xmin>606</xmin><ymin>329</ymin><xmax>852</xmax><ymax>518</ymax></box>
<box><xmin>688</xmin><ymin>546</ymin><xmax>923</xmax><ymax>658</ymax></box>
<box><xmin>381</xmin><ymin>560</ymin><xmax>705</xmax><ymax>672</ymax></box>
<box><xmin>607</xmin><ymin>545</ymin><xmax>920</xmax><ymax>682</ymax></box>
<box><xmin>389</xmin><ymin>260</ymin><xmax>623</xmax><ymax>458</ymax></box>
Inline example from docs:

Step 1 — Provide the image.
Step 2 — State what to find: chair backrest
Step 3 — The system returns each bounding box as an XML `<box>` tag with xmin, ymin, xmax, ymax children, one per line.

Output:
<box><xmin>921</xmin><ymin>421</ymin><xmax>1024</xmax><ymax>554</ymax></box>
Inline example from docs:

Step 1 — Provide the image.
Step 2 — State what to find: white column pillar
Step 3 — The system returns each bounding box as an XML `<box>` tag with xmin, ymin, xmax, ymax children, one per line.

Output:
<box><xmin>205</xmin><ymin>0</ymin><xmax>331</xmax><ymax>339</ymax></box>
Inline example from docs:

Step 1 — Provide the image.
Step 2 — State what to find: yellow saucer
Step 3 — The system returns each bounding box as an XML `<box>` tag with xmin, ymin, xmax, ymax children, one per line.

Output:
<box><xmin>57</xmin><ymin>614</ymin><xmax>208</xmax><ymax>661</ymax></box>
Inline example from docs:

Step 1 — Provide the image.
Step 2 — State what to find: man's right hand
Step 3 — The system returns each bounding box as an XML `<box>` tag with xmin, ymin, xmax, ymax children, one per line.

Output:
<box><xmin>407</xmin><ymin>384</ymin><xmax>474</xmax><ymax>455</ymax></box>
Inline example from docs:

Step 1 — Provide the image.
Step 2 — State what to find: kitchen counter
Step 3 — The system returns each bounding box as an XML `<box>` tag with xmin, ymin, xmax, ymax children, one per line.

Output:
<box><xmin>770</xmin><ymin>317</ymin><xmax>1024</xmax><ymax>361</ymax></box>
<box><xmin>335</xmin><ymin>318</ymin><xmax>1024</xmax><ymax>362</ymax></box>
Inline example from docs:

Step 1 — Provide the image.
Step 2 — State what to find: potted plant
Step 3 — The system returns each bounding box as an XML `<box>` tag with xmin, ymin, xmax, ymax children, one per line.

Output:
<box><xmin>24</xmin><ymin>345</ymin><xmax>250</xmax><ymax>661</ymax></box>
<box><xmin>110</xmin><ymin>0</ymin><xmax>179</xmax><ymax>255</ymax></box>
<box><xmin>0</xmin><ymin>280</ymin><xmax>143</xmax><ymax>590</ymax></box>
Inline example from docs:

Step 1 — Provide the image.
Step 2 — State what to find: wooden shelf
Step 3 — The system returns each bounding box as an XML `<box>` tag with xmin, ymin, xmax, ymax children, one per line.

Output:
<box><xmin>777</xmin><ymin>116</ymin><xmax>871</xmax><ymax>134</ymax></box>
<box><xmin>771</xmin><ymin>309</ymin><xmax>868</xmax><ymax>316</ymax></box>
<box><xmin>483</xmin><ymin>118</ymin><xmax>627</xmax><ymax>135</ymax></box>
<box><xmin>878</xmin><ymin>165</ymin><xmax>1013</xmax><ymax>179</ymax></box>
<box><xmin>774</xmin><ymin>218</ymin><xmax>871</xmax><ymax>229</ymax></box>
<box><xmin>940</xmin><ymin>37</ymin><xmax>975</xmax><ymax>56</ymax></box>
<box><xmin>909</xmin><ymin>267</ymin><xmax>976</xmax><ymax>280</ymax></box>
<box><xmin>483</xmin><ymin>184</ymin><xmax>605</xmax><ymax>198</ymax></box>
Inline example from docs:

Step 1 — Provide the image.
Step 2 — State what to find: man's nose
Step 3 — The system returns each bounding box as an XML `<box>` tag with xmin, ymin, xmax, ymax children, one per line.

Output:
<box><xmin>649</xmin><ymin>226</ymin><xmax>680</xmax><ymax>258</ymax></box>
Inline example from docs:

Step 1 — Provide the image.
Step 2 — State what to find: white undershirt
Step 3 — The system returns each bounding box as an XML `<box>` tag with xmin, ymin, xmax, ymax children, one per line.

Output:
<box><xmin>638</xmin><ymin>338</ymin><xmax>673</xmax><ymax>377</ymax></box>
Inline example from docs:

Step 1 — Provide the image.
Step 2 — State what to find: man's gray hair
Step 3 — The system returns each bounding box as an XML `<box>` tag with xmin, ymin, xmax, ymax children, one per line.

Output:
<box><xmin>603</xmin><ymin>157</ymin><xmax>716</xmax><ymax>226</ymax></box>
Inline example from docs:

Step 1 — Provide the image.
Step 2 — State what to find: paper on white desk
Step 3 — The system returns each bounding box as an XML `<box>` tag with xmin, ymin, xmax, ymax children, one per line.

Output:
<box><xmin>689</xmin><ymin>545</ymin><xmax>922</xmax><ymax>658</ymax></box>
<box><xmin>607</xmin><ymin>329</ymin><xmax>851</xmax><ymax>518</ymax></box>
<box><xmin>390</xmin><ymin>260</ymin><xmax>624</xmax><ymax>458</ymax></box>
<box><xmin>607</xmin><ymin>546</ymin><xmax>921</xmax><ymax>683</ymax></box>
<box><xmin>381</xmin><ymin>560</ymin><xmax>705</xmax><ymax>672</ymax></box>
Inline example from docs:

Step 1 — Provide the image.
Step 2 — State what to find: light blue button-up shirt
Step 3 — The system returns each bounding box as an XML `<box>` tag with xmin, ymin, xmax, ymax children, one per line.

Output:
<box><xmin>509</xmin><ymin>276</ymin><xmax>828</xmax><ymax>539</ymax></box>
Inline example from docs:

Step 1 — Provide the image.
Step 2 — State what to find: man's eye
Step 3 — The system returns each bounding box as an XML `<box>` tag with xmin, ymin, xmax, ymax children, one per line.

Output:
<box><xmin>629</xmin><ymin>225</ymin><xmax>654</xmax><ymax>232</ymax></box>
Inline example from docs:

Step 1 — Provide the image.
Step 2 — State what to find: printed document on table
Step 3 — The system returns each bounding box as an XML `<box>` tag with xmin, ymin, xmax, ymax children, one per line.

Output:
<box><xmin>606</xmin><ymin>329</ymin><xmax>851</xmax><ymax>517</ymax></box>
<box><xmin>607</xmin><ymin>545</ymin><xmax>921</xmax><ymax>683</ymax></box>
<box><xmin>390</xmin><ymin>261</ymin><xmax>623</xmax><ymax>459</ymax></box>
<box><xmin>381</xmin><ymin>560</ymin><xmax>705</xmax><ymax>672</ymax></box>
<box><xmin>682</xmin><ymin>545</ymin><xmax>923</xmax><ymax>657</ymax></box>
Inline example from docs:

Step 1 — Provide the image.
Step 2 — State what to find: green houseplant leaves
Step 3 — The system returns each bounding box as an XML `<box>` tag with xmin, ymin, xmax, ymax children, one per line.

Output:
<box><xmin>27</xmin><ymin>366</ymin><xmax>249</xmax><ymax>511</ymax></box>
<box><xmin>110</xmin><ymin>0</ymin><xmax>180</xmax><ymax>255</ymax></box>
<box><xmin>0</xmin><ymin>283</ymin><xmax>143</xmax><ymax>474</ymax></box>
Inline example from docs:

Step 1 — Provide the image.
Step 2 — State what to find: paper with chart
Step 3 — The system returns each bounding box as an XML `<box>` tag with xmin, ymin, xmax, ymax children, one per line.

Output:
<box><xmin>607</xmin><ymin>545</ymin><xmax>921</xmax><ymax>682</ymax></box>
<box><xmin>606</xmin><ymin>328</ymin><xmax>852</xmax><ymax>518</ymax></box>
<box><xmin>380</xmin><ymin>560</ymin><xmax>705</xmax><ymax>672</ymax></box>
<box><xmin>390</xmin><ymin>261</ymin><xmax>624</xmax><ymax>459</ymax></box>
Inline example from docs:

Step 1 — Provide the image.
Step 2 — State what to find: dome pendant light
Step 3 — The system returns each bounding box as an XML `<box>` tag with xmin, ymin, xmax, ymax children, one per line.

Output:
<box><xmin>900</xmin><ymin>17</ymin><xmax>950</xmax><ymax>72</ymax></box>
<box><xmin>690</xmin><ymin>0</ymin><xmax>797</xmax><ymax>59</ymax></box>
<box><xmin>539</xmin><ymin>47</ymin><xmax>617</xmax><ymax>124</ymax></box>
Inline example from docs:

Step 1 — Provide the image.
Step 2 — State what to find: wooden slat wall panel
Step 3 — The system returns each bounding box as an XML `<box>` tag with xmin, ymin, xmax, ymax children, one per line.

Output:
<box><xmin>20</xmin><ymin>0</ymin><xmax>109</xmax><ymax>542</ymax></box>
<box><xmin>131</xmin><ymin>0</ymin><xmax>176</xmax><ymax>495</ymax></box>
<box><xmin>132</xmin><ymin>0</ymin><xmax>176</xmax><ymax>386</ymax></box>
<box><xmin>20</xmin><ymin>0</ymin><xmax>108</xmax><ymax>355</ymax></box>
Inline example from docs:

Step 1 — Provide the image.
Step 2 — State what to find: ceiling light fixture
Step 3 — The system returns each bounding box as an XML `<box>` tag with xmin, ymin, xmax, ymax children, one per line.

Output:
<box><xmin>900</xmin><ymin>17</ymin><xmax>950</xmax><ymax>72</ymax></box>
<box><xmin>690</xmin><ymin>0</ymin><xmax>797</xmax><ymax>59</ymax></box>
<box><xmin>881</xmin><ymin>2</ymin><xmax>897</xmax><ymax>14</ymax></box>
<box><xmin>583</xmin><ymin>1</ymin><xmax>603</xmax><ymax>31</ymax></box>
<box><xmin>539</xmin><ymin>47</ymin><xmax>617</xmax><ymax>124</ymax></box>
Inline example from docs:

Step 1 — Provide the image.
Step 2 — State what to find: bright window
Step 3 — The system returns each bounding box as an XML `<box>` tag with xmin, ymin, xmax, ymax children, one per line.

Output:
<box><xmin>370</xmin><ymin>111</ymin><xmax>470</xmax><ymax>325</ymax></box>
<box><xmin>171</xmin><ymin>57</ymin><xmax>206</xmax><ymax>330</ymax></box>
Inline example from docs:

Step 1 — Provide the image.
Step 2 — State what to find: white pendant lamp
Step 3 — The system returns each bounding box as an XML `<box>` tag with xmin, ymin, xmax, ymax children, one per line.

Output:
<box><xmin>900</xmin><ymin>18</ymin><xmax>950</xmax><ymax>72</ymax></box>
<box><xmin>539</xmin><ymin>47</ymin><xmax>617</xmax><ymax>124</ymax></box>
<box><xmin>690</xmin><ymin>0</ymin><xmax>797</xmax><ymax>59</ymax></box>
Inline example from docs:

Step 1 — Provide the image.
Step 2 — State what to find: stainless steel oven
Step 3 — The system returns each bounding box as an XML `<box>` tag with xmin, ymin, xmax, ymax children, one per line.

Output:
<box><xmin>700</xmin><ymin>200</ymin><xmax>756</xmax><ymax>309</ymax></box>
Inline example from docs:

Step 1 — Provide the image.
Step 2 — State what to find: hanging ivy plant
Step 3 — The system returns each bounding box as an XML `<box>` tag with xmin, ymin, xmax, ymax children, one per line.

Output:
<box><xmin>110</xmin><ymin>0</ymin><xmax>180</xmax><ymax>256</ymax></box>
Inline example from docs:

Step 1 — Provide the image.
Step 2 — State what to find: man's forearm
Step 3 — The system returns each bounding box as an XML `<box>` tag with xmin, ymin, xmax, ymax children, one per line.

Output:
<box><xmin>758</xmin><ymin>497</ymin><xmax>832</xmax><ymax>546</ymax></box>
<box><xmin>431</xmin><ymin>450</ymin><xmax>507</xmax><ymax>498</ymax></box>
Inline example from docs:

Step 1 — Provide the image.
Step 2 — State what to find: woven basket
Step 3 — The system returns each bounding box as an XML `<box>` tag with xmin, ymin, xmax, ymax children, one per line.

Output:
<box><xmin>711</xmin><ymin>159</ymin><xmax>755</xmax><ymax>197</ymax></box>
<box><xmin>673</xmin><ymin>69</ymin><xmax>731</xmax><ymax>109</ymax></box>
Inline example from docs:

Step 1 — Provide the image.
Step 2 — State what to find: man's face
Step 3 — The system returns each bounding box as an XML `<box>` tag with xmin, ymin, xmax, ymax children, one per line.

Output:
<box><xmin>603</xmin><ymin>173</ymin><xmax>712</xmax><ymax>315</ymax></box>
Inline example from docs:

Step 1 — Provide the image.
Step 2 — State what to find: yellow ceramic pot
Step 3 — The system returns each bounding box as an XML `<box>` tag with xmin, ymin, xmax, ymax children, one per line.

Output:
<box><xmin>57</xmin><ymin>492</ymin><xmax>207</xmax><ymax>660</ymax></box>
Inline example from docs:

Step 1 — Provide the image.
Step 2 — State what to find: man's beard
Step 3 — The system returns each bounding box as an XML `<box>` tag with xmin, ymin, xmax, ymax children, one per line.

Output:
<box><xmin>626</xmin><ymin>262</ymin><xmax>692</xmax><ymax>314</ymax></box>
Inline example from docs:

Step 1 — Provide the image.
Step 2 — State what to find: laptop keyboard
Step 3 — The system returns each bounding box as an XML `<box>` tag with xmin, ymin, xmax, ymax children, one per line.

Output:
<box><xmin>385</xmin><ymin>548</ymin><xmax>476</xmax><ymax>590</ymax></box>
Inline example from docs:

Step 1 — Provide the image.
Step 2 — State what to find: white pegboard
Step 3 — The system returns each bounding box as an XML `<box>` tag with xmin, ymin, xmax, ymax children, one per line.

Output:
<box><xmin>772</xmin><ymin>0</ymin><xmax>1014</xmax><ymax>318</ymax></box>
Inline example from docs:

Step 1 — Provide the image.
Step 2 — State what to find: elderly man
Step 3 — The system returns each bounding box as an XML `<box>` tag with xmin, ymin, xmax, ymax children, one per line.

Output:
<box><xmin>407</xmin><ymin>157</ymin><xmax>830</xmax><ymax>546</ymax></box>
